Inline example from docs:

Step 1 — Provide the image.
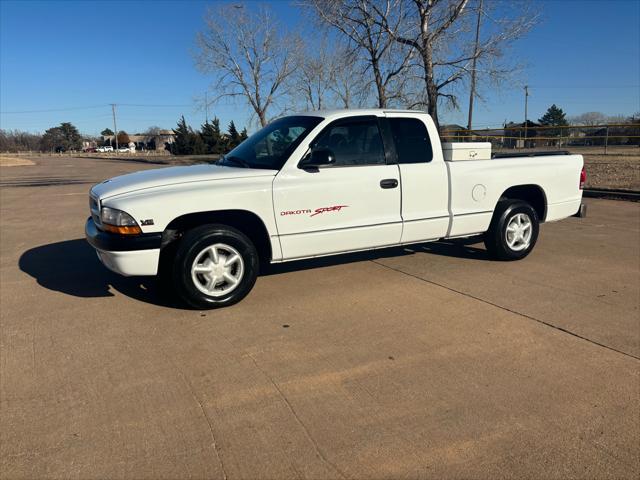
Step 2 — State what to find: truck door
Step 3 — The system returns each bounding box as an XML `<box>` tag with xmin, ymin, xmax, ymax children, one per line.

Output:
<box><xmin>273</xmin><ymin>116</ymin><xmax>402</xmax><ymax>260</ymax></box>
<box><xmin>384</xmin><ymin>113</ymin><xmax>450</xmax><ymax>243</ymax></box>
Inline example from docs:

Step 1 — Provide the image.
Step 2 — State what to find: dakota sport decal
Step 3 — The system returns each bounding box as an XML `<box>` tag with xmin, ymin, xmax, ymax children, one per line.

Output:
<box><xmin>280</xmin><ymin>205</ymin><xmax>349</xmax><ymax>217</ymax></box>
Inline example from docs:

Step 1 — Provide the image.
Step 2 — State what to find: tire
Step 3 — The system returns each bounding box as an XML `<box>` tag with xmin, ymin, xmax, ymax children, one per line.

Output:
<box><xmin>484</xmin><ymin>200</ymin><xmax>539</xmax><ymax>261</ymax></box>
<box><xmin>172</xmin><ymin>224</ymin><xmax>259</xmax><ymax>309</ymax></box>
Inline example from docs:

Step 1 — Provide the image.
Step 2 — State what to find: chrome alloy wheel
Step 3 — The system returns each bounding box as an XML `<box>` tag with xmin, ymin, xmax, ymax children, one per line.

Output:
<box><xmin>191</xmin><ymin>243</ymin><xmax>244</xmax><ymax>297</ymax></box>
<box><xmin>505</xmin><ymin>213</ymin><xmax>533</xmax><ymax>252</ymax></box>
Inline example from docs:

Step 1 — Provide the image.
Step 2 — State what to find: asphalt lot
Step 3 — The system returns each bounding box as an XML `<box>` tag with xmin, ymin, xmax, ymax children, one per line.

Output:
<box><xmin>1</xmin><ymin>155</ymin><xmax>639</xmax><ymax>479</ymax></box>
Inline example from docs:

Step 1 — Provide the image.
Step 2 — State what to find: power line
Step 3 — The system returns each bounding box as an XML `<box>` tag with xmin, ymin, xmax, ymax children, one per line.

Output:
<box><xmin>528</xmin><ymin>85</ymin><xmax>640</xmax><ymax>89</ymax></box>
<box><xmin>0</xmin><ymin>103</ymin><xmax>197</xmax><ymax>115</ymax></box>
<box><xmin>0</xmin><ymin>105</ymin><xmax>107</xmax><ymax>114</ymax></box>
<box><xmin>117</xmin><ymin>103</ymin><xmax>193</xmax><ymax>108</ymax></box>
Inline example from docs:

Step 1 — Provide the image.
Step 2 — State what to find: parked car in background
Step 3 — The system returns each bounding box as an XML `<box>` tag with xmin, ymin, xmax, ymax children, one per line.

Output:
<box><xmin>117</xmin><ymin>146</ymin><xmax>134</xmax><ymax>153</ymax></box>
<box><xmin>96</xmin><ymin>146</ymin><xmax>114</xmax><ymax>153</ymax></box>
<box><xmin>83</xmin><ymin>147</ymin><xmax>97</xmax><ymax>153</ymax></box>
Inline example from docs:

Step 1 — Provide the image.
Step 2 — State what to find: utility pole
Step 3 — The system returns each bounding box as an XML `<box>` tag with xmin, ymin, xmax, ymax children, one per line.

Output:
<box><xmin>523</xmin><ymin>85</ymin><xmax>529</xmax><ymax>148</ymax></box>
<box><xmin>111</xmin><ymin>104</ymin><xmax>119</xmax><ymax>153</ymax></box>
<box><xmin>466</xmin><ymin>0</ymin><xmax>483</xmax><ymax>132</ymax></box>
<box><xmin>205</xmin><ymin>91</ymin><xmax>209</xmax><ymax>124</ymax></box>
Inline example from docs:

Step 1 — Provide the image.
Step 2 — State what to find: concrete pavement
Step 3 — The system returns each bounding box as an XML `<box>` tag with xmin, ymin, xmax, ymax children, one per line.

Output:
<box><xmin>1</xmin><ymin>155</ymin><xmax>638</xmax><ymax>479</ymax></box>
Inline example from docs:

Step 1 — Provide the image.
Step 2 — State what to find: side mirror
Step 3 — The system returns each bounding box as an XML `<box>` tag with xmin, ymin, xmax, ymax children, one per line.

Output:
<box><xmin>302</xmin><ymin>148</ymin><xmax>336</xmax><ymax>169</ymax></box>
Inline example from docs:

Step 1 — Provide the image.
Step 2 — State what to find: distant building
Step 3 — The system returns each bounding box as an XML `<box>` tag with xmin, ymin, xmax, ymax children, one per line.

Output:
<box><xmin>102</xmin><ymin>130</ymin><xmax>175</xmax><ymax>151</ymax></box>
<box><xmin>590</xmin><ymin>124</ymin><xmax>639</xmax><ymax>146</ymax></box>
<box><xmin>440</xmin><ymin>124</ymin><xmax>467</xmax><ymax>141</ymax></box>
<box><xmin>441</xmin><ymin>125</ymin><xmax>506</xmax><ymax>147</ymax></box>
<box><xmin>567</xmin><ymin>128</ymin><xmax>587</xmax><ymax>146</ymax></box>
<box><xmin>468</xmin><ymin>128</ymin><xmax>506</xmax><ymax>148</ymax></box>
<box><xmin>503</xmin><ymin>121</ymin><xmax>541</xmax><ymax>148</ymax></box>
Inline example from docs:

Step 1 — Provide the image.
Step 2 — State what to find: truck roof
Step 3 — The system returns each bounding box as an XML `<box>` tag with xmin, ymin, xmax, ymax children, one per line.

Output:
<box><xmin>295</xmin><ymin>108</ymin><xmax>428</xmax><ymax>120</ymax></box>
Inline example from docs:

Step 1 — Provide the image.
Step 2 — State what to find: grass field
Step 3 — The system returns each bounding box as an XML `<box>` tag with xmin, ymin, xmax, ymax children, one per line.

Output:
<box><xmin>0</xmin><ymin>155</ymin><xmax>35</xmax><ymax>167</ymax></box>
<box><xmin>582</xmin><ymin>153</ymin><xmax>640</xmax><ymax>190</ymax></box>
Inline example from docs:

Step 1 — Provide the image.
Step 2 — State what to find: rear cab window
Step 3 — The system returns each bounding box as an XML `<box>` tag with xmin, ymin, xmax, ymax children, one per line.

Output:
<box><xmin>388</xmin><ymin>118</ymin><xmax>433</xmax><ymax>164</ymax></box>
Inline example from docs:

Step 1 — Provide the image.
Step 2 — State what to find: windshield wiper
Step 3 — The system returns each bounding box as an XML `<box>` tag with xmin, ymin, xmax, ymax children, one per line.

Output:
<box><xmin>219</xmin><ymin>155</ymin><xmax>251</xmax><ymax>169</ymax></box>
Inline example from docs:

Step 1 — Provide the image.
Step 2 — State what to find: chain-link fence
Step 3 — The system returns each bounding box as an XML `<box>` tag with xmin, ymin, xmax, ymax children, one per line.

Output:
<box><xmin>441</xmin><ymin>123</ymin><xmax>640</xmax><ymax>155</ymax></box>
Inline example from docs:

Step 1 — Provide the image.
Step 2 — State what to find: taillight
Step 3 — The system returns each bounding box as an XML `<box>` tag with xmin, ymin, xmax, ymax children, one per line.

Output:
<box><xmin>579</xmin><ymin>167</ymin><xmax>586</xmax><ymax>190</ymax></box>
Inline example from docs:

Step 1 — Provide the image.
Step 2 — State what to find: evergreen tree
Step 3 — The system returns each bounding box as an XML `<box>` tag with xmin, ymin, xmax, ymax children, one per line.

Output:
<box><xmin>227</xmin><ymin>120</ymin><xmax>240</xmax><ymax>149</ymax></box>
<box><xmin>172</xmin><ymin>115</ymin><xmax>212</xmax><ymax>155</ymax></box>
<box><xmin>190</xmin><ymin>130</ymin><xmax>207</xmax><ymax>155</ymax></box>
<box><xmin>539</xmin><ymin>104</ymin><xmax>568</xmax><ymax>140</ymax></box>
<box><xmin>539</xmin><ymin>104</ymin><xmax>568</xmax><ymax>126</ymax></box>
<box><xmin>101</xmin><ymin>128</ymin><xmax>114</xmax><ymax>136</ymax></box>
<box><xmin>172</xmin><ymin>116</ymin><xmax>192</xmax><ymax>155</ymax></box>
<box><xmin>240</xmin><ymin>127</ymin><xmax>248</xmax><ymax>141</ymax></box>
<box><xmin>41</xmin><ymin>126</ymin><xmax>65</xmax><ymax>152</ymax></box>
<box><xmin>41</xmin><ymin>122</ymin><xmax>82</xmax><ymax>151</ymax></box>
<box><xmin>201</xmin><ymin>118</ymin><xmax>224</xmax><ymax>154</ymax></box>
<box><xmin>59</xmin><ymin>122</ymin><xmax>82</xmax><ymax>150</ymax></box>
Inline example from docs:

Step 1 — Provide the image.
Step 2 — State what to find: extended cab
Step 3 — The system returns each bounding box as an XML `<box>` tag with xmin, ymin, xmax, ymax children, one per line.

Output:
<box><xmin>86</xmin><ymin>109</ymin><xmax>586</xmax><ymax>308</ymax></box>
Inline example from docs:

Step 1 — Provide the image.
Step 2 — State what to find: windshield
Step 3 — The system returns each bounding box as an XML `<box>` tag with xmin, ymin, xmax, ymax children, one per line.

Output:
<box><xmin>218</xmin><ymin>115</ymin><xmax>323</xmax><ymax>170</ymax></box>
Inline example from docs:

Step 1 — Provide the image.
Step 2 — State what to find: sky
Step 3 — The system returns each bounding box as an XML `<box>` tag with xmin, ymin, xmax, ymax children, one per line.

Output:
<box><xmin>1</xmin><ymin>0</ymin><xmax>639</xmax><ymax>135</ymax></box>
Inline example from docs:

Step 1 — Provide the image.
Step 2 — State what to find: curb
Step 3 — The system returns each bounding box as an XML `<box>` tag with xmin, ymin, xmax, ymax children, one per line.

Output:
<box><xmin>583</xmin><ymin>189</ymin><xmax>640</xmax><ymax>202</ymax></box>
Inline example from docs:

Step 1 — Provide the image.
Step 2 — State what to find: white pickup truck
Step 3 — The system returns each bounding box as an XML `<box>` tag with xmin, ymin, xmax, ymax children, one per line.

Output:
<box><xmin>86</xmin><ymin>109</ymin><xmax>586</xmax><ymax>308</ymax></box>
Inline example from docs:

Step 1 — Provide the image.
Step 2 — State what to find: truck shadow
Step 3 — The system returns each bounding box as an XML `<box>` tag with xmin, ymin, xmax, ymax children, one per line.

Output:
<box><xmin>18</xmin><ymin>239</ymin><xmax>179</xmax><ymax>308</ymax></box>
<box><xmin>262</xmin><ymin>237</ymin><xmax>489</xmax><ymax>275</ymax></box>
<box><xmin>416</xmin><ymin>237</ymin><xmax>490</xmax><ymax>260</ymax></box>
<box><xmin>18</xmin><ymin>237</ymin><xmax>489</xmax><ymax>308</ymax></box>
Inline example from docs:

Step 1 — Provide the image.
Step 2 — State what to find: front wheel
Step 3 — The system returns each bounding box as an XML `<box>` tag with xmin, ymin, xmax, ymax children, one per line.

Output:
<box><xmin>172</xmin><ymin>224</ymin><xmax>259</xmax><ymax>309</ymax></box>
<box><xmin>484</xmin><ymin>200</ymin><xmax>539</xmax><ymax>260</ymax></box>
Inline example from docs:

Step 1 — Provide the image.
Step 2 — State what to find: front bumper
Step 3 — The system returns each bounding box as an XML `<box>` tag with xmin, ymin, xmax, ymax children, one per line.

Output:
<box><xmin>85</xmin><ymin>217</ymin><xmax>161</xmax><ymax>276</ymax></box>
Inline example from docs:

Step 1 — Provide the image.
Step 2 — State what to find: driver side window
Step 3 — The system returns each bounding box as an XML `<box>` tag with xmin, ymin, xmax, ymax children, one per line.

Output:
<box><xmin>254</xmin><ymin>126</ymin><xmax>306</xmax><ymax>164</ymax></box>
<box><xmin>312</xmin><ymin>119</ymin><xmax>386</xmax><ymax>166</ymax></box>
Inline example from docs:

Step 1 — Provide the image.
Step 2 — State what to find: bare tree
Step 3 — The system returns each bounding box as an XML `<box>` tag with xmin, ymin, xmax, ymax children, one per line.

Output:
<box><xmin>569</xmin><ymin>112</ymin><xmax>608</xmax><ymax>126</ymax></box>
<box><xmin>293</xmin><ymin>37</ymin><xmax>370</xmax><ymax>110</ymax></box>
<box><xmin>370</xmin><ymin>0</ymin><xmax>537</xmax><ymax>131</ymax></box>
<box><xmin>294</xmin><ymin>35</ymin><xmax>335</xmax><ymax>110</ymax></box>
<box><xmin>195</xmin><ymin>4</ymin><xmax>301</xmax><ymax>127</ymax></box>
<box><xmin>308</xmin><ymin>0</ymin><xmax>415</xmax><ymax>108</ymax></box>
<box><xmin>605</xmin><ymin>114</ymin><xmax>630</xmax><ymax>124</ymax></box>
<box><xmin>0</xmin><ymin>129</ymin><xmax>43</xmax><ymax>153</ymax></box>
<box><xmin>144</xmin><ymin>126</ymin><xmax>163</xmax><ymax>135</ymax></box>
<box><xmin>329</xmin><ymin>48</ymin><xmax>372</xmax><ymax>108</ymax></box>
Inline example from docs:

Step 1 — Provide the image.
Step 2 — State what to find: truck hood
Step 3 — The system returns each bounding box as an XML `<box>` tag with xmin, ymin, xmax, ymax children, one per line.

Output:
<box><xmin>91</xmin><ymin>164</ymin><xmax>277</xmax><ymax>200</ymax></box>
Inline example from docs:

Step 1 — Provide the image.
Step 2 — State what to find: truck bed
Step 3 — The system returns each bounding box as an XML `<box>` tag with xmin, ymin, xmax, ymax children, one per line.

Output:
<box><xmin>445</xmin><ymin>153</ymin><xmax>584</xmax><ymax>237</ymax></box>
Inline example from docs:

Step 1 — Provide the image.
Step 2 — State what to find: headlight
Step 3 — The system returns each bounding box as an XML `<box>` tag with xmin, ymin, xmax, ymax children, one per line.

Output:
<box><xmin>100</xmin><ymin>207</ymin><xmax>141</xmax><ymax>235</ymax></box>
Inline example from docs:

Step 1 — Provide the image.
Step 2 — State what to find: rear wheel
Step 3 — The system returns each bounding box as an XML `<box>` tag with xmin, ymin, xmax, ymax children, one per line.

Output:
<box><xmin>484</xmin><ymin>200</ymin><xmax>539</xmax><ymax>260</ymax></box>
<box><xmin>172</xmin><ymin>224</ymin><xmax>259</xmax><ymax>309</ymax></box>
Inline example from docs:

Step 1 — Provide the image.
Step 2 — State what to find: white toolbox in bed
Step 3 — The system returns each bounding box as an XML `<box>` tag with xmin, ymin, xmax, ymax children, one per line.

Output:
<box><xmin>442</xmin><ymin>142</ymin><xmax>492</xmax><ymax>161</ymax></box>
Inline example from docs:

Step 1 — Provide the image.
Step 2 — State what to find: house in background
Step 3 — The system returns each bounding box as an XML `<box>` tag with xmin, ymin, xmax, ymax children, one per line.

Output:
<box><xmin>102</xmin><ymin>130</ymin><xmax>176</xmax><ymax>151</ymax></box>
<box><xmin>468</xmin><ymin>128</ymin><xmax>506</xmax><ymax>148</ymax></box>
<box><xmin>440</xmin><ymin>125</ymin><xmax>508</xmax><ymax>147</ymax></box>
<box><xmin>82</xmin><ymin>139</ymin><xmax>98</xmax><ymax>150</ymax></box>
<box><xmin>590</xmin><ymin>124</ymin><xmax>640</xmax><ymax>146</ymax></box>
<box><xmin>567</xmin><ymin>128</ymin><xmax>587</xmax><ymax>146</ymax></box>
<box><xmin>503</xmin><ymin>121</ymin><xmax>541</xmax><ymax>148</ymax></box>
<box><xmin>440</xmin><ymin>124</ymin><xmax>467</xmax><ymax>141</ymax></box>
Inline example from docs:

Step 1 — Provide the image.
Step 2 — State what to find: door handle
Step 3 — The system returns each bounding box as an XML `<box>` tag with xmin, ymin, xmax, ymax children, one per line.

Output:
<box><xmin>380</xmin><ymin>178</ymin><xmax>398</xmax><ymax>189</ymax></box>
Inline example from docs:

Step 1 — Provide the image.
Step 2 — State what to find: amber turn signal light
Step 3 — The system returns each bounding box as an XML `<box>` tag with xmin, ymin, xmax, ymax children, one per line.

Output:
<box><xmin>102</xmin><ymin>224</ymin><xmax>142</xmax><ymax>235</ymax></box>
